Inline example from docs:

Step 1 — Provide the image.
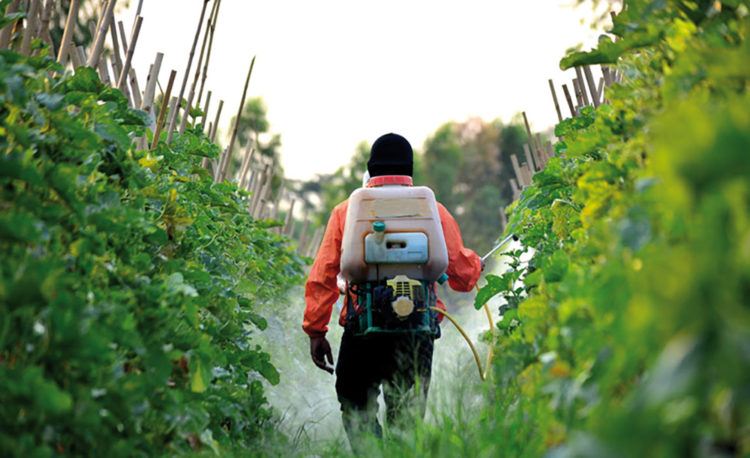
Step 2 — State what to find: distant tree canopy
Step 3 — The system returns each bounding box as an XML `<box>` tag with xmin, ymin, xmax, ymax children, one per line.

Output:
<box><xmin>422</xmin><ymin>117</ymin><xmax>527</xmax><ymax>254</ymax></box>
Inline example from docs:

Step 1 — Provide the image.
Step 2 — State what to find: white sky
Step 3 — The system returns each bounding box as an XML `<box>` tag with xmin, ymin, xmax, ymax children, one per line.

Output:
<box><xmin>120</xmin><ymin>1</ymin><xmax>611</xmax><ymax>181</ymax></box>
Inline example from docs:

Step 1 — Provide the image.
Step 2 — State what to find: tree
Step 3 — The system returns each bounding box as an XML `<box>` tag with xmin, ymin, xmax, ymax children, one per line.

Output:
<box><xmin>421</xmin><ymin>117</ymin><xmax>532</xmax><ymax>254</ymax></box>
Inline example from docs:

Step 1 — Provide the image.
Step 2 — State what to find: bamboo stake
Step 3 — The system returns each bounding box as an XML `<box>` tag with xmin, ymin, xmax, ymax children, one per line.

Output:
<box><xmin>97</xmin><ymin>56</ymin><xmax>111</xmax><ymax>84</ymax></box>
<box><xmin>271</xmin><ymin>178</ymin><xmax>285</xmax><ymax>220</ymax></box>
<box><xmin>178</xmin><ymin>85</ymin><xmax>195</xmax><ymax>134</ymax></box>
<box><xmin>108</xmin><ymin>12</ymin><xmax>123</xmax><ymax>76</ymax></box>
<box><xmin>535</xmin><ymin>133</ymin><xmax>546</xmax><ymax>166</ymax></box>
<box><xmin>237</xmin><ymin>146</ymin><xmax>254</xmax><ymax>187</ymax></box>
<box><xmin>572</xmin><ymin>78</ymin><xmax>584</xmax><ymax>109</ymax></box>
<box><xmin>284</xmin><ymin>199</ymin><xmax>296</xmax><ymax>235</ymax></box>
<box><xmin>597</xmin><ymin>77</ymin><xmax>605</xmax><ymax>104</ymax></box>
<box><xmin>548</xmin><ymin>79</ymin><xmax>563</xmax><ymax>123</ymax></box>
<box><xmin>74</xmin><ymin>45</ymin><xmax>87</xmax><ymax>68</ymax></box>
<box><xmin>210</xmin><ymin>99</ymin><xmax>223</xmax><ymax>143</ymax></box>
<box><xmin>521</xmin><ymin>162</ymin><xmax>533</xmax><ymax>187</ymax></box>
<box><xmin>86</xmin><ymin>0</ymin><xmax>116</xmax><ymax>68</ymax></box>
<box><xmin>56</xmin><ymin>0</ymin><xmax>80</xmax><ymax>65</ymax></box>
<box><xmin>117</xmin><ymin>15</ymin><xmax>142</xmax><ymax>92</ymax></box>
<box><xmin>510</xmin><ymin>154</ymin><xmax>526</xmax><ymax>187</ymax></box>
<box><xmin>197</xmin><ymin>0</ymin><xmax>221</xmax><ymax>106</ymax></box>
<box><xmin>521</xmin><ymin>112</ymin><xmax>539</xmax><ymax>171</ymax></box>
<box><xmin>582</xmin><ymin>65</ymin><xmax>599</xmax><ymax>108</ymax></box>
<box><xmin>190</xmin><ymin>1</ymin><xmax>215</xmax><ymax>102</ymax></box>
<box><xmin>141</xmin><ymin>52</ymin><xmax>163</xmax><ymax>115</ymax></box>
<box><xmin>510</xmin><ymin>178</ymin><xmax>520</xmax><ymax>197</ymax></box>
<box><xmin>252</xmin><ymin>167</ymin><xmax>273</xmax><ymax>218</ymax></box>
<box><xmin>574</xmin><ymin>67</ymin><xmax>590</xmax><ymax>106</ymax></box>
<box><xmin>220</xmin><ymin>56</ymin><xmax>256</xmax><ymax>179</ymax></box>
<box><xmin>39</xmin><ymin>0</ymin><xmax>54</xmax><ymax>51</ymax></box>
<box><xmin>298</xmin><ymin>217</ymin><xmax>310</xmax><ymax>251</ymax></box>
<box><xmin>20</xmin><ymin>0</ymin><xmax>41</xmax><ymax>55</ymax></box>
<box><xmin>132</xmin><ymin>0</ymin><xmax>143</xmax><ymax>18</ymax></box>
<box><xmin>128</xmin><ymin>67</ymin><xmax>142</xmax><ymax>108</ymax></box>
<box><xmin>151</xmin><ymin>70</ymin><xmax>177</xmax><ymax>150</ymax></box>
<box><xmin>167</xmin><ymin>0</ymin><xmax>211</xmax><ymax>145</ymax></box>
<box><xmin>523</xmin><ymin>144</ymin><xmax>540</xmax><ymax>173</ymax></box>
<box><xmin>0</xmin><ymin>0</ymin><xmax>21</xmax><ymax>49</ymax></box>
<box><xmin>562</xmin><ymin>83</ymin><xmax>576</xmax><ymax>117</ymax></box>
<box><xmin>201</xmin><ymin>90</ymin><xmax>212</xmax><ymax>130</ymax></box>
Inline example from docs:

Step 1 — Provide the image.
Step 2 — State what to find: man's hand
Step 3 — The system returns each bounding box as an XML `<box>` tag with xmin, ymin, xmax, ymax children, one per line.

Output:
<box><xmin>310</xmin><ymin>336</ymin><xmax>334</xmax><ymax>374</ymax></box>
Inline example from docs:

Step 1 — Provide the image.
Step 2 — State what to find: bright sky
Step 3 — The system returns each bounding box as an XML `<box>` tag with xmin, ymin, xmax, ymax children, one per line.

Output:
<box><xmin>121</xmin><ymin>1</ymin><xmax>610</xmax><ymax>181</ymax></box>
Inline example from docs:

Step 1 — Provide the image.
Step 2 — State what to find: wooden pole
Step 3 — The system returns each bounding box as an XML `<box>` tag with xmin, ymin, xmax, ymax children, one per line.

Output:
<box><xmin>86</xmin><ymin>0</ymin><xmax>116</xmax><ymax>68</ymax></box>
<box><xmin>197</xmin><ymin>0</ymin><xmax>222</xmax><ymax>106</ymax></box>
<box><xmin>151</xmin><ymin>70</ymin><xmax>177</xmax><ymax>150</ymax></box>
<box><xmin>562</xmin><ymin>83</ymin><xmax>576</xmax><ymax>117</ymax></box>
<box><xmin>574</xmin><ymin>67</ymin><xmax>590</xmax><ymax>106</ymax></box>
<box><xmin>167</xmin><ymin>0</ymin><xmax>211</xmax><ymax>145</ymax></box>
<box><xmin>141</xmin><ymin>52</ymin><xmax>163</xmax><ymax>115</ymax></box>
<box><xmin>237</xmin><ymin>146</ymin><xmax>254</xmax><ymax>187</ymax></box>
<box><xmin>210</xmin><ymin>99</ymin><xmax>223</xmax><ymax>143</ymax></box>
<box><xmin>108</xmin><ymin>12</ymin><xmax>123</xmax><ymax>76</ymax></box>
<box><xmin>97</xmin><ymin>56</ymin><xmax>111</xmax><ymax>84</ymax></box>
<box><xmin>220</xmin><ymin>56</ymin><xmax>256</xmax><ymax>180</ymax></box>
<box><xmin>117</xmin><ymin>15</ymin><xmax>142</xmax><ymax>91</ymax></box>
<box><xmin>271</xmin><ymin>178</ymin><xmax>285</xmax><ymax>226</ymax></box>
<box><xmin>298</xmin><ymin>217</ymin><xmax>310</xmax><ymax>251</ymax></box>
<box><xmin>201</xmin><ymin>90</ymin><xmax>212</xmax><ymax>131</ymax></box>
<box><xmin>20</xmin><ymin>0</ymin><xmax>41</xmax><ymax>55</ymax></box>
<box><xmin>72</xmin><ymin>45</ymin><xmax>86</xmax><ymax>68</ymax></box>
<box><xmin>582</xmin><ymin>65</ymin><xmax>599</xmax><ymax>108</ymax></box>
<box><xmin>535</xmin><ymin>133</ymin><xmax>546</xmax><ymax>165</ymax></box>
<box><xmin>56</xmin><ymin>0</ymin><xmax>81</xmax><ymax>65</ymax></box>
<box><xmin>510</xmin><ymin>154</ymin><xmax>526</xmax><ymax>187</ymax></box>
<box><xmin>39</xmin><ymin>0</ymin><xmax>55</xmax><ymax>51</ymax></box>
<box><xmin>0</xmin><ymin>0</ymin><xmax>21</xmax><ymax>49</ymax></box>
<box><xmin>521</xmin><ymin>112</ymin><xmax>538</xmax><ymax>171</ymax></box>
<box><xmin>548</xmin><ymin>79</ymin><xmax>563</xmax><ymax>123</ymax></box>
<box><xmin>523</xmin><ymin>144</ymin><xmax>538</xmax><ymax>173</ymax></box>
<box><xmin>283</xmin><ymin>198</ymin><xmax>296</xmax><ymax>235</ymax></box>
<box><xmin>572</xmin><ymin>78</ymin><xmax>584</xmax><ymax>109</ymax></box>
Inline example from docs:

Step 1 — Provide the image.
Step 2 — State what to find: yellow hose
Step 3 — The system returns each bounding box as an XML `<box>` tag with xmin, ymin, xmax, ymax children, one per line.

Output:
<box><xmin>430</xmin><ymin>301</ymin><xmax>495</xmax><ymax>381</ymax></box>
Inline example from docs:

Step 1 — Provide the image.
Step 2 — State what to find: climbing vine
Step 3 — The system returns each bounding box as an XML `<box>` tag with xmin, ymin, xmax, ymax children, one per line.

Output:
<box><xmin>473</xmin><ymin>1</ymin><xmax>750</xmax><ymax>455</ymax></box>
<box><xmin>0</xmin><ymin>46</ymin><xmax>304</xmax><ymax>455</ymax></box>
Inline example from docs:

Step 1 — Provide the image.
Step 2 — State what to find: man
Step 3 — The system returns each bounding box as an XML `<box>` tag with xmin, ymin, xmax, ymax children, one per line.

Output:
<box><xmin>302</xmin><ymin>133</ymin><xmax>482</xmax><ymax>449</ymax></box>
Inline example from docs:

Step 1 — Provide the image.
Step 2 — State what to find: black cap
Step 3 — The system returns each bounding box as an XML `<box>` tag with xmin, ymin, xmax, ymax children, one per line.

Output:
<box><xmin>367</xmin><ymin>133</ymin><xmax>413</xmax><ymax>177</ymax></box>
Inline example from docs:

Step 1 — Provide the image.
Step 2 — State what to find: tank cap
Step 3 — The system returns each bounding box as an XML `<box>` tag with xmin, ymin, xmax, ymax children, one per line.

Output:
<box><xmin>437</xmin><ymin>273</ymin><xmax>449</xmax><ymax>285</ymax></box>
<box><xmin>373</xmin><ymin>221</ymin><xmax>386</xmax><ymax>232</ymax></box>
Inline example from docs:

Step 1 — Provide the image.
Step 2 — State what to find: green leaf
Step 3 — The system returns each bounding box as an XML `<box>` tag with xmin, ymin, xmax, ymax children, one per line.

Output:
<box><xmin>95</xmin><ymin>122</ymin><xmax>130</xmax><ymax>149</ymax></box>
<box><xmin>67</xmin><ymin>66</ymin><xmax>100</xmax><ymax>93</ymax></box>
<box><xmin>474</xmin><ymin>274</ymin><xmax>507</xmax><ymax>310</ymax></box>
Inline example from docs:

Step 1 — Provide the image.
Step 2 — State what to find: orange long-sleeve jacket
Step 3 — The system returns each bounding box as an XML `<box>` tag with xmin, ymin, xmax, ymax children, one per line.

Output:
<box><xmin>302</xmin><ymin>193</ymin><xmax>482</xmax><ymax>338</ymax></box>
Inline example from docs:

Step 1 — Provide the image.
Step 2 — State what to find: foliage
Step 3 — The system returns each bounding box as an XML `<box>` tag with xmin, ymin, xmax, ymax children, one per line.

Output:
<box><xmin>467</xmin><ymin>1</ymin><xmax>750</xmax><ymax>456</ymax></box>
<box><xmin>422</xmin><ymin>117</ymin><xmax>528</xmax><ymax>254</ymax></box>
<box><xmin>0</xmin><ymin>47</ymin><xmax>304</xmax><ymax>456</ymax></box>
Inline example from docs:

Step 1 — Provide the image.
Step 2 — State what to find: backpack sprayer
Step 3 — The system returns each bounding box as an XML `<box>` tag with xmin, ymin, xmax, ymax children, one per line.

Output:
<box><xmin>340</xmin><ymin>178</ymin><xmax>448</xmax><ymax>336</ymax></box>
<box><xmin>339</xmin><ymin>176</ymin><xmax>517</xmax><ymax>380</ymax></box>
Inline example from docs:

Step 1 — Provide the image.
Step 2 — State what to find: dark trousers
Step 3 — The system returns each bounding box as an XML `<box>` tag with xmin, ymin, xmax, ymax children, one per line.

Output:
<box><xmin>335</xmin><ymin>329</ymin><xmax>434</xmax><ymax>450</ymax></box>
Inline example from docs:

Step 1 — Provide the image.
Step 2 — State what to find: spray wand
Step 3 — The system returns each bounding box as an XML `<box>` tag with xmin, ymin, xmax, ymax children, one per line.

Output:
<box><xmin>429</xmin><ymin>233</ymin><xmax>518</xmax><ymax>381</ymax></box>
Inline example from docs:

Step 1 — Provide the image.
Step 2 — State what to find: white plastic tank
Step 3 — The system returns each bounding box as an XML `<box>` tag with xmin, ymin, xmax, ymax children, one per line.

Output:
<box><xmin>340</xmin><ymin>183</ymin><xmax>448</xmax><ymax>283</ymax></box>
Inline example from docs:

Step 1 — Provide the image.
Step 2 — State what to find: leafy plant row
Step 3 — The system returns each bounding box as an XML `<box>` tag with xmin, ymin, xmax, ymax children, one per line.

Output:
<box><xmin>0</xmin><ymin>44</ymin><xmax>304</xmax><ymax>456</ymax></box>
<box><xmin>471</xmin><ymin>1</ymin><xmax>750</xmax><ymax>456</ymax></box>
